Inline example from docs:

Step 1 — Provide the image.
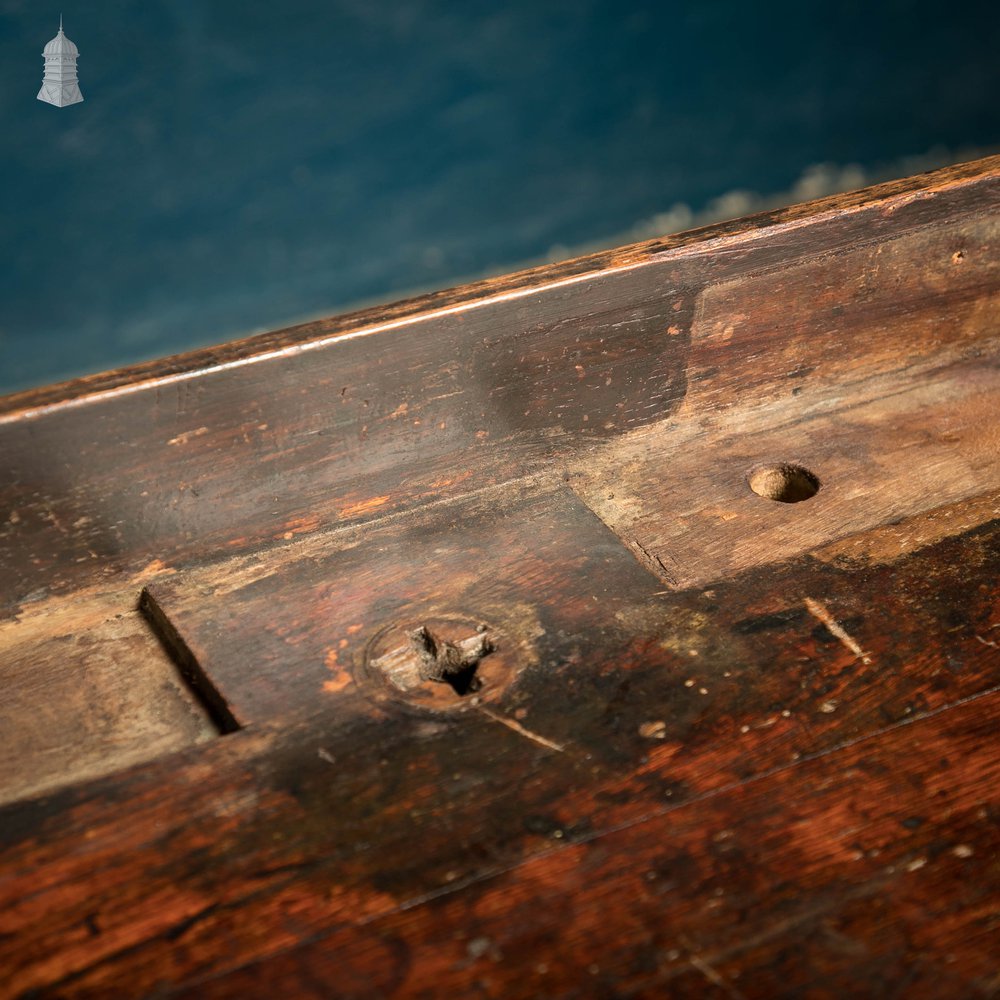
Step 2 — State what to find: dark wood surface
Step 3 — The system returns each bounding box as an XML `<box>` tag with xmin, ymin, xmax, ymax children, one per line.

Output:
<box><xmin>0</xmin><ymin>156</ymin><xmax>998</xmax><ymax>998</ymax></box>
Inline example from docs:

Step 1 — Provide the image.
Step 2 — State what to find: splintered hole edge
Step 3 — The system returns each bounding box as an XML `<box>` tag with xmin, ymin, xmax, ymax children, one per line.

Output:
<box><xmin>748</xmin><ymin>464</ymin><xmax>820</xmax><ymax>503</ymax></box>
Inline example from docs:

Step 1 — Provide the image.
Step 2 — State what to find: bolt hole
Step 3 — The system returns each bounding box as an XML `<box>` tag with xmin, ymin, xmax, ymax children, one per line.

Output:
<box><xmin>748</xmin><ymin>464</ymin><xmax>820</xmax><ymax>503</ymax></box>
<box><xmin>443</xmin><ymin>664</ymin><xmax>484</xmax><ymax>697</ymax></box>
<box><xmin>410</xmin><ymin>624</ymin><xmax>494</xmax><ymax>699</ymax></box>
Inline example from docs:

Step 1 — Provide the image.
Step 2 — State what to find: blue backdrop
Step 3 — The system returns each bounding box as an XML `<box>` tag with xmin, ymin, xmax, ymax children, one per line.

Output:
<box><xmin>1</xmin><ymin>0</ymin><xmax>997</xmax><ymax>393</ymax></box>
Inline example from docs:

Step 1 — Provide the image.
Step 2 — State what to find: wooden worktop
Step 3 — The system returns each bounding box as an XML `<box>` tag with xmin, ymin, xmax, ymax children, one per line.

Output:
<box><xmin>1</xmin><ymin>156</ymin><xmax>998</xmax><ymax>998</ymax></box>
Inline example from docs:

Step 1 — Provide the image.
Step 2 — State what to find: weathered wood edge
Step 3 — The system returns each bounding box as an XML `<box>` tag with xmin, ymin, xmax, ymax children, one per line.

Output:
<box><xmin>2</xmin><ymin>154</ymin><xmax>997</xmax><ymax>422</ymax></box>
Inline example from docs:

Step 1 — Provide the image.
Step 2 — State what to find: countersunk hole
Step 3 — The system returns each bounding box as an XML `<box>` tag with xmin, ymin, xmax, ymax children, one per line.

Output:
<box><xmin>748</xmin><ymin>464</ymin><xmax>820</xmax><ymax>503</ymax></box>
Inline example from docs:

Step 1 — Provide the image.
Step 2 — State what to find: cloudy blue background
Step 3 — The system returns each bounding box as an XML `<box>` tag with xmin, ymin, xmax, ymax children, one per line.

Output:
<box><xmin>0</xmin><ymin>0</ymin><xmax>997</xmax><ymax>394</ymax></box>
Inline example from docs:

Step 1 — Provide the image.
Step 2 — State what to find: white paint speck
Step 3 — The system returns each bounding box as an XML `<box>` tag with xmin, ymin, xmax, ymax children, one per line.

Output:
<box><xmin>467</xmin><ymin>937</ymin><xmax>492</xmax><ymax>959</ymax></box>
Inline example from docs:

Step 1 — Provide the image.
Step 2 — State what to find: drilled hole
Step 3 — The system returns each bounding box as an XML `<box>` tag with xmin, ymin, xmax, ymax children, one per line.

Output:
<box><xmin>442</xmin><ymin>662</ymin><xmax>484</xmax><ymax>697</ymax></box>
<box><xmin>748</xmin><ymin>464</ymin><xmax>820</xmax><ymax>503</ymax></box>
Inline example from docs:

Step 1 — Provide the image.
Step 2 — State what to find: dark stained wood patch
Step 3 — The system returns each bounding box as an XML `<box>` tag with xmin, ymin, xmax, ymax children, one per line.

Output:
<box><xmin>0</xmin><ymin>278</ymin><xmax>693</xmax><ymax>616</ymax></box>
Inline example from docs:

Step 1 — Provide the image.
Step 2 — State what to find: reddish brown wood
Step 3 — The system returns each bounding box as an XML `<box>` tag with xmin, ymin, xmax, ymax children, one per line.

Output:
<box><xmin>2</xmin><ymin>479</ymin><xmax>999</xmax><ymax>997</ymax></box>
<box><xmin>0</xmin><ymin>155</ymin><xmax>998</xmax><ymax>999</ymax></box>
<box><xmin>179</xmin><ymin>687</ymin><xmax>1000</xmax><ymax>1000</ymax></box>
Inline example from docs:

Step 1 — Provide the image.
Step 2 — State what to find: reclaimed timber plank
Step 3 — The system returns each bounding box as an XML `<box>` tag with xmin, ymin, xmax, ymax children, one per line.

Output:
<box><xmin>174</xmin><ymin>685</ymin><xmax>1000</xmax><ymax>1000</ymax></box>
<box><xmin>1</xmin><ymin>493</ymin><xmax>998</xmax><ymax>997</ymax></box>
<box><xmin>0</xmin><ymin>156</ymin><xmax>998</xmax><ymax>999</ymax></box>
<box><xmin>0</xmin><ymin>160</ymin><xmax>996</xmax><ymax>613</ymax></box>
<box><xmin>1</xmin><ymin>156</ymin><xmax>995</xmax><ymax>421</ymax></box>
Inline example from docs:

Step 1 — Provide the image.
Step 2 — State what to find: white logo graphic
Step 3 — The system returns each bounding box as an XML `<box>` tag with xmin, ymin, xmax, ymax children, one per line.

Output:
<box><xmin>38</xmin><ymin>16</ymin><xmax>83</xmax><ymax>108</ymax></box>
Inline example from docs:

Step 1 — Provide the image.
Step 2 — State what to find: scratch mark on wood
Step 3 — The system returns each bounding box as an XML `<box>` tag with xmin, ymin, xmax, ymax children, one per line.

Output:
<box><xmin>338</xmin><ymin>495</ymin><xmax>391</xmax><ymax>520</ymax></box>
<box><xmin>688</xmin><ymin>952</ymin><xmax>748</xmax><ymax>1000</ymax></box>
<box><xmin>473</xmin><ymin>704</ymin><xmax>566</xmax><ymax>753</ymax></box>
<box><xmin>805</xmin><ymin>597</ymin><xmax>873</xmax><ymax>665</ymax></box>
<box><xmin>631</xmin><ymin>538</ymin><xmax>678</xmax><ymax>586</ymax></box>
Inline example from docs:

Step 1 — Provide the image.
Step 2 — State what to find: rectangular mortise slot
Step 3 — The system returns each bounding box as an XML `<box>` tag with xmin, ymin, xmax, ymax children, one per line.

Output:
<box><xmin>139</xmin><ymin>587</ymin><xmax>242</xmax><ymax>735</ymax></box>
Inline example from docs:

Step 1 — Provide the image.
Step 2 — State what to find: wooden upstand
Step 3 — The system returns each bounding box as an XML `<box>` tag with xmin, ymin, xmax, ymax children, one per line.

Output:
<box><xmin>1</xmin><ymin>157</ymin><xmax>998</xmax><ymax>998</ymax></box>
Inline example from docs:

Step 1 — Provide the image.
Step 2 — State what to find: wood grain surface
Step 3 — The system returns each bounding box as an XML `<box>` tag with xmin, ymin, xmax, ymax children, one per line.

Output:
<box><xmin>0</xmin><ymin>156</ymin><xmax>998</xmax><ymax>999</ymax></box>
